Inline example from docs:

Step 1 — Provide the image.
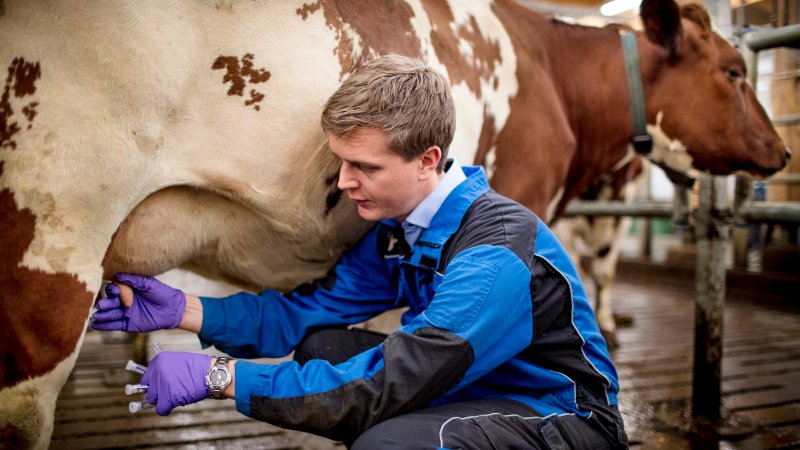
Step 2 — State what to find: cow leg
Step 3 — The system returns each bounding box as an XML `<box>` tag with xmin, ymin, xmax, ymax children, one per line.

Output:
<box><xmin>1</xmin><ymin>188</ymin><xmax>102</xmax><ymax>449</ymax></box>
<box><xmin>553</xmin><ymin>211</ymin><xmax>626</xmax><ymax>350</ymax></box>
<box><xmin>552</xmin><ymin>217</ymin><xmax>604</xmax><ymax>313</ymax></box>
<box><xmin>592</xmin><ymin>266</ymin><xmax>618</xmax><ymax>350</ymax></box>
<box><xmin>589</xmin><ymin>215</ymin><xmax>634</xmax><ymax>350</ymax></box>
<box><xmin>0</xmin><ymin>335</ymin><xmax>85</xmax><ymax>449</ymax></box>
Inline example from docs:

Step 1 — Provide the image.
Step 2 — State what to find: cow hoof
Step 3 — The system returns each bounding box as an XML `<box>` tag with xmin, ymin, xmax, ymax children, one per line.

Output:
<box><xmin>601</xmin><ymin>329</ymin><xmax>619</xmax><ymax>351</ymax></box>
<box><xmin>613</xmin><ymin>313</ymin><xmax>634</xmax><ymax>327</ymax></box>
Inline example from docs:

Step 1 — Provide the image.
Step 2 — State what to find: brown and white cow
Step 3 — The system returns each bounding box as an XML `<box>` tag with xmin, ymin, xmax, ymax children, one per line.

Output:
<box><xmin>0</xmin><ymin>0</ymin><xmax>788</xmax><ymax>447</ymax></box>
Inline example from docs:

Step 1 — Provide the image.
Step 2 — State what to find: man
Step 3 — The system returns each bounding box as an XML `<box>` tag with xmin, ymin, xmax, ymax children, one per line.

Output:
<box><xmin>92</xmin><ymin>55</ymin><xmax>628</xmax><ymax>449</ymax></box>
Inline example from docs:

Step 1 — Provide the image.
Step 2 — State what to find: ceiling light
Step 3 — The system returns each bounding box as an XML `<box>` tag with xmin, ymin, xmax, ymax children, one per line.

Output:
<box><xmin>600</xmin><ymin>0</ymin><xmax>641</xmax><ymax>17</ymax></box>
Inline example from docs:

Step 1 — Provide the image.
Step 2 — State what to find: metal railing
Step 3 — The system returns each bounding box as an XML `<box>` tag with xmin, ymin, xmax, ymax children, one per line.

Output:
<box><xmin>563</xmin><ymin>196</ymin><xmax>800</xmax><ymax>223</ymax></box>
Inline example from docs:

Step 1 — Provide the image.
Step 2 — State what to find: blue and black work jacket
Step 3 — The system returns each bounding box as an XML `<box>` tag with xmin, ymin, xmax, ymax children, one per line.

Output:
<box><xmin>198</xmin><ymin>166</ymin><xmax>620</xmax><ymax>441</ymax></box>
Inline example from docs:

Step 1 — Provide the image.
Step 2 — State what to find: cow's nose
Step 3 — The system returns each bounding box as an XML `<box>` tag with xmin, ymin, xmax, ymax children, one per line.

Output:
<box><xmin>785</xmin><ymin>146</ymin><xmax>792</xmax><ymax>161</ymax></box>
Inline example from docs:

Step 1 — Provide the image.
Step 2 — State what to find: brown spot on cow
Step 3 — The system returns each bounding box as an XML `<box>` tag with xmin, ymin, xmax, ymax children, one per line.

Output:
<box><xmin>422</xmin><ymin>0</ymin><xmax>501</xmax><ymax>96</ymax></box>
<box><xmin>298</xmin><ymin>0</ymin><xmax>422</xmax><ymax>77</ymax></box>
<box><xmin>325</xmin><ymin>187</ymin><xmax>343</xmax><ymax>215</ymax></box>
<box><xmin>336</xmin><ymin>1</ymin><xmax>421</xmax><ymax>64</ymax></box>
<box><xmin>22</xmin><ymin>101</ymin><xmax>38</xmax><ymax>129</ymax></box>
<box><xmin>212</xmin><ymin>53</ymin><xmax>271</xmax><ymax>111</ymax></box>
<box><xmin>297</xmin><ymin>1</ymin><xmax>357</xmax><ymax>76</ymax></box>
<box><xmin>0</xmin><ymin>183</ymin><xmax>93</xmax><ymax>388</ymax></box>
<box><xmin>1</xmin><ymin>57</ymin><xmax>40</xmax><ymax>149</ymax></box>
<box><xmin>323</xmin><ymin>169</ymin><xmax>344</xmax><ymax>215</ymax></box>
<box><xmin>1</xmin><ymin>424</ymin><xmax>28</xmax><ymax>449</ymax></box>
<box><xmin>474</xmin><ymin>108</ymin><xmax>496</xmax><ymax>167</ymax></box>
<box><xmin>296</xmin><ymin>1</ymin><xmax>322</xmax><ymax>19</ymax></box>
<box><xmin>245</xmin><ymin>89</ymin><xmax>265</xmax><ymax>111</ymax></box>
<box><xmin>10</xmin><ymin>58</ymin><xmax>40</xmax><ymax>98</ymax></box>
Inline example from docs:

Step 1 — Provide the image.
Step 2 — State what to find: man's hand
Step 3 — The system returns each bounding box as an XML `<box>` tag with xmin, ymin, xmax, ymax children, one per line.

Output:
<box><xmin>141</xmin><ymin>352</ymin><xmax>213</xmax><ymax>415</ymax></box>
<box><xmin>91</xmin><ymin>273</ymin><xmax>186</xmax><ymax>332</ymax></box>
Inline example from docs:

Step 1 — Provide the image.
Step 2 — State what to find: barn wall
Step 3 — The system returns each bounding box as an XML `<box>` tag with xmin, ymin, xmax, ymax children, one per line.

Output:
<box><xmin>769</xmin><ymin>2</ymin><xmax>800</xmax><ymax>202</ymax></box>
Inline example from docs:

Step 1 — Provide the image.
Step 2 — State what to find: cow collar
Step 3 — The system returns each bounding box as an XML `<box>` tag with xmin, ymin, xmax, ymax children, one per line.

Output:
<box><xmin>620</xmin><ymin>31</ymin><xmax>695</xmax><ymax>188</ymax></box>
<box><xmin>620</xmin><ymin>31</ymin><xmax>652</xmax><ymax>156</ymax></box>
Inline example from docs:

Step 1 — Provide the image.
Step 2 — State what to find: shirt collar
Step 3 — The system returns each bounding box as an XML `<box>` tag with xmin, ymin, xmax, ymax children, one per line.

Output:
<box><xmin>404</xmin><ymin>159</ymin><xmax>466</xmax><ymax>231</ymax></box>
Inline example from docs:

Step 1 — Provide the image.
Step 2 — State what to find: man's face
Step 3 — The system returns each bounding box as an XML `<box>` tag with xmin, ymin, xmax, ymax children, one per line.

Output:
<box><xmin>329</xmin><ymin>127</ymin><xmax>438</xmax><ymax>222</ymax></box>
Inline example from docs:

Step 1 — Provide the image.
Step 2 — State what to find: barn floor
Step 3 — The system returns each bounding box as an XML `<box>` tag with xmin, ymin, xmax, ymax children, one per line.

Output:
<box><xmin>52</xmin><ymin>255</ymin><xmax>800</xmax><ymax>449</ymax></box>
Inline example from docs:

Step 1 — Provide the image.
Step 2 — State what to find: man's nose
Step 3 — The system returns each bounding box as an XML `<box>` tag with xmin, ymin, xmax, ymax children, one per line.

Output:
<box><xmin>337</xmin><ymin>164</ymin><xmax>358</xmax><ymax>190</ymax></box>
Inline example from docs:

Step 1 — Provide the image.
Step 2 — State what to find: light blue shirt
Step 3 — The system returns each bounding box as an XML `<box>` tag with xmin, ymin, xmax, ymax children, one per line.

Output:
<box><xmin>401</xmin><ymin>160</ymin><xmax>467</xmax><ymax>247</ymax></box>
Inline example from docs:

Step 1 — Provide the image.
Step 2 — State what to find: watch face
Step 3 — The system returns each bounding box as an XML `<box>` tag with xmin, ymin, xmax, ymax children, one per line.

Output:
<box><xmin>209</xmin><ymin>368</ymin><xmax>228</xmax><ymax>386</ymax></box>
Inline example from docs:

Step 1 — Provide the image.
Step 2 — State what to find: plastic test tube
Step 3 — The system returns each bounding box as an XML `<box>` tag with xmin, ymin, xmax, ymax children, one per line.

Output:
<box><xmin>128</xmin><ymin>401</ymin><xmax>155</xmax><ymax>413</ymax></box>
<box><xmin>124</xmin><ymin>384</ymin><xmax>148</xmax><ymax>395</ymax></box>
<box><xmin>125</xmin><ymin>360</ymin><xmax>147</xmax><ymax>375</ymax></box>
<box><xmin>125</xmin><ymin>343</ymin><xmax>164</xmax><ymax>412</ymax></box>
<box><xmin>125</xmin><ymin>360</ymin><xmax>150</xmax><ymax>412</ymax></box>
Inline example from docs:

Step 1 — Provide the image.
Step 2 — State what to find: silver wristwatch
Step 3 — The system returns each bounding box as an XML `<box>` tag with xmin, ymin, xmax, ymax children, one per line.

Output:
<box><xmin>206</xmin><ymin>357</ymin><xmax>232</xmax><ymax>399</ymax></box>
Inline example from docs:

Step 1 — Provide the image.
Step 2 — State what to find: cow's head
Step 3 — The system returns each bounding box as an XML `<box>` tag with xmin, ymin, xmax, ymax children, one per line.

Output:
<box><xmin>640</xmin><ymin>0</ymin><xmax>790</xmax><ymax>177</ymax></box>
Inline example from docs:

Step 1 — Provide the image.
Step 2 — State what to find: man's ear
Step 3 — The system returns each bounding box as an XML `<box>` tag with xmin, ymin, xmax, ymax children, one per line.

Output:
<box><xmin>418</xmin><ymin>146</ymin><xmax>442</xmax><ymax>180</ymax></box>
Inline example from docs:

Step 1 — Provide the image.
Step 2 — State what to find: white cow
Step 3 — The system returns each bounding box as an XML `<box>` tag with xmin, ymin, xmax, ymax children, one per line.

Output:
<box><xmin>0</xmin><ymin>3</ymin><xmax>516</xmax><ymax>447</ymax></box>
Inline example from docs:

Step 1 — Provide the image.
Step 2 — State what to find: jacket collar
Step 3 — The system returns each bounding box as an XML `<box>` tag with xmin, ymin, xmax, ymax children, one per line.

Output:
<box><xmin>385</xmin><ymin>165</ymin><xmax>489</xmax><ymax>270</ymax></box>
<box><xmin>421</xmin><ymin>165</ymin><xmax>489</xmax><ymax>247</ymax></box>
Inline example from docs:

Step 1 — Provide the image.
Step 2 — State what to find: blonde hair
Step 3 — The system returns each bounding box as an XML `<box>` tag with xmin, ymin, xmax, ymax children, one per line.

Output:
<box><xmin>321</xmin><ymin>55</ymin><xmax>455</xmax><ymax>172</ymax></box>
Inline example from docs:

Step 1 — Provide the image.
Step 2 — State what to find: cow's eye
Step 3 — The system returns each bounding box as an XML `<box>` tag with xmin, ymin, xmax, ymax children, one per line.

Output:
<box><xmin>726</xmin><ymin>69</ymin><xmax>743</xmax><ymax>81</ymax></box>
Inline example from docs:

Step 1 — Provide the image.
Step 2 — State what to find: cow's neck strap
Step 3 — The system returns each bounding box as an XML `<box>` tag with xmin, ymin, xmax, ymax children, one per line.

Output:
<box><xmin>620</xmin><ymin>31</ymin><xmax>652</xmax><ymax>155</ymax></box>
<box><xmin>620</xmin><ymin>31</ymin><xmax>695</xmax><ymax>188</ymax></box>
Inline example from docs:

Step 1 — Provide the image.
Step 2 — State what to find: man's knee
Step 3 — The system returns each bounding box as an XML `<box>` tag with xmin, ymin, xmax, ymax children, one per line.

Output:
<box><xmin>349</xmin><ymin>418</ymin><xmax>427</xmax><ymax>450</ymax></box>
<box><xmin>294</xmin><ymin>328</ymin><xmax>386</xmax><ymax>366</ymax></box>
<box><xmin>350</xmin><ymin>413</ymin><xmax>487</xmax><ymax>450</ymax></box>
<box><xmin>349</xmin><ymin>425</ymin><xmax>385</xmax><ymax>450</ymax></box>
<box><xmin>293</xmin><ymin>329</ymin><xmax>344</xmax><ymax>365</ymax></box>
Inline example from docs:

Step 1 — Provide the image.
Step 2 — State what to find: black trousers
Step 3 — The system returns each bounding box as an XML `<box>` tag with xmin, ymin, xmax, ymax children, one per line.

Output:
<box><xmin>294</xmin><ymin>328</ymin><xmax>628</xmax><ymax>450</ymax></box>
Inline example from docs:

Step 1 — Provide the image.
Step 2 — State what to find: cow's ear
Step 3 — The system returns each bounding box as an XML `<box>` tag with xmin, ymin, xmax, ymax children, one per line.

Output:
<box><xmin>640</xmin><ymin>0</ymin><xmax>682</xmax><ymax>57</ymax></box>
<box><xmin>680</xmin><ymin>3</ymin><xmax>712</xmax><ymax>39</ymax></box>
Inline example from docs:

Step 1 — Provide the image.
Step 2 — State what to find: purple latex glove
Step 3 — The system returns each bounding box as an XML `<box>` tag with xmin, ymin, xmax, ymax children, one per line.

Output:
<box><xmin>142</xmin><ymin>352</ymin><xmax>213</xmax><ymax>415</ymax></box>
<box><xmin>91</xmin><ymin>273</ymin><xmax>186</xmax><ymax>332</ymax></box>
